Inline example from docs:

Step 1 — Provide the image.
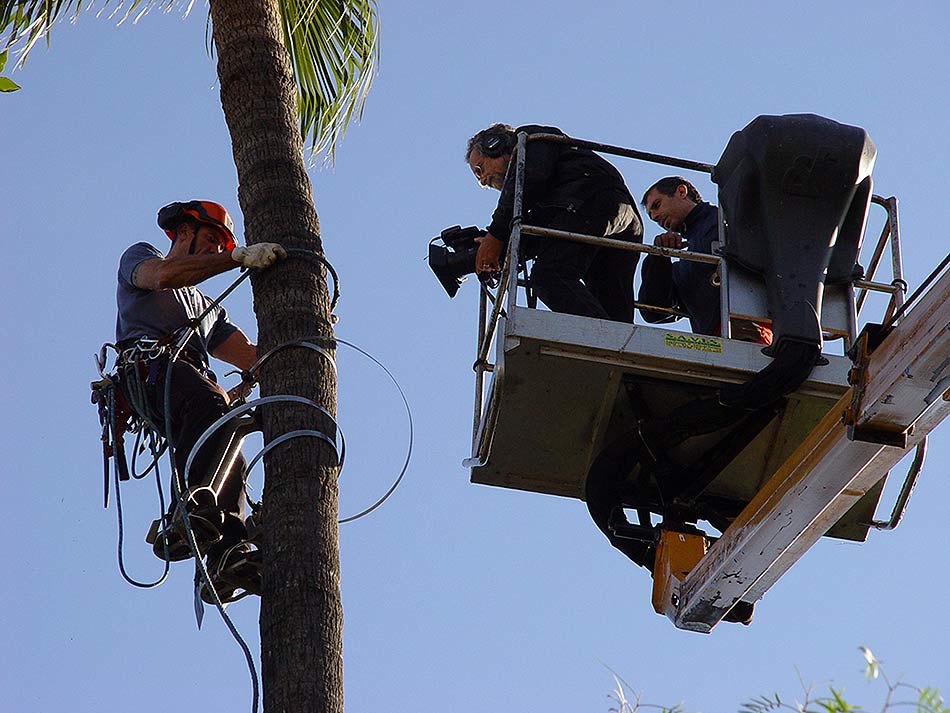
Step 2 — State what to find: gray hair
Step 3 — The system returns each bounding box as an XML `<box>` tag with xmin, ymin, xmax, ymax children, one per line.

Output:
<box><xmin>465</xmin><ymin>123</ymin><xmax>516</xmax><ymax>162</ymax></box>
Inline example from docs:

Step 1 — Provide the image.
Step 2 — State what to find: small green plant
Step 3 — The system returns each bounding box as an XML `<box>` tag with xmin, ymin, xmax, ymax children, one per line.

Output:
<box><xmin>737</xmin><ymin>647</ymin><xmax>948</xmax><ymax>713</ymax></box>
<box><xmin>0</xmin><ymin>51</ymin><xmax>21</xmax><ymax>92</ymax></box>
<box><xmin>606</xmin><ymin>647</ymin><xmax>947</xmax><ymax>713</ymax></box>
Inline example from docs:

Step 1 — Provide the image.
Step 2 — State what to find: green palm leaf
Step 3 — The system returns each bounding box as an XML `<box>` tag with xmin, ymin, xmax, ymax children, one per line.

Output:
<box><xmin>0</xmin><ymin>0</ymin><xmax>378</xmax><ymax>157</ymax></box>
<box><xmin>279</xmin><ymin>0</ymin><xmax>378</xmax><ymax>158</ymax></box>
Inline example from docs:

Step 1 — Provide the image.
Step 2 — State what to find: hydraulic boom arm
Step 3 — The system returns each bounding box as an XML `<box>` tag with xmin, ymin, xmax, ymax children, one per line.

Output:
<box><xmin>662</xmin><ymin>267</ymin><xmax>950</xmax><ymax>632</ymax></box>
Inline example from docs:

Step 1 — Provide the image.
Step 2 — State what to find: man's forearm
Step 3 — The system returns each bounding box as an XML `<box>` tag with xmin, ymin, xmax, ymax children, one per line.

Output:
<box><xmin>134</xmin><ymin>252</ymin><xmax>239</xmax><ymax>290</ymax></box>
<box><xmin>211</xmin><ymin>330</ymin><xmax>258</xmax><ymax>371</ymax></box>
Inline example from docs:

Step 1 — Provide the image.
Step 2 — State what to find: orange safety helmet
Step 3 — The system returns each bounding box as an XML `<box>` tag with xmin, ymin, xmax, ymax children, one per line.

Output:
<box><xmin>157</xmin><ymin>200</ymin><xmax>236</xmax><ymax>251</ymax></box>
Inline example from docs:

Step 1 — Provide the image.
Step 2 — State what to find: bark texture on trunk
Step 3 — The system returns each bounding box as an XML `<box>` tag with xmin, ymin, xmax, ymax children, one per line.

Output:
<box><xmin>210</xmin><ymin>2</ymin><xmax>343</xmax><ymax>711</ymax></box>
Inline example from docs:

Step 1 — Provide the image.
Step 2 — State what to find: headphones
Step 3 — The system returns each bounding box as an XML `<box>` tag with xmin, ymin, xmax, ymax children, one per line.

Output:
<box><xmin>478</xmin><ymin>132</ymin><xmax>511</xmax><ymax>158</ymax></box>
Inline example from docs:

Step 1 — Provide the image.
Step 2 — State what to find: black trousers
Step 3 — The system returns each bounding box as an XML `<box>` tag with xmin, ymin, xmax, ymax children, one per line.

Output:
<box><xmin>149</xmin><ymin>359</ymin><xmax>248</xmax><ymax>540</ymax></box>
<box><xmin>526</xmin><ymin>204</ymin><xmax>641</xmax><ymax>322</ymax></box>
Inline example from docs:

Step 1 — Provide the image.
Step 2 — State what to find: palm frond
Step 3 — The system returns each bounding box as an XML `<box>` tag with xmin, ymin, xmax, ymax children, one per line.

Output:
<box><xmin>278</xmin><ymin>0</ymin><xmax>379</xmax><ymax>161</ymax></box>
<box><xmin>1</xmin><ymin>0</ymin><xmax>378</xmax><ymax>158</ymax></box>
<box><xmin>0</xmin><ymin>0</ymin><xmax>193</xmax><ymax>67</ymax></box>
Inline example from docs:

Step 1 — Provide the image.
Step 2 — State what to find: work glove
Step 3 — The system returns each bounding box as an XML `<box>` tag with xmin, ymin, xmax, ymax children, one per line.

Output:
<box><xmin>232</xmin><ymin>243</ymin><xmax>287</xmax><ymax>269</ymax></box>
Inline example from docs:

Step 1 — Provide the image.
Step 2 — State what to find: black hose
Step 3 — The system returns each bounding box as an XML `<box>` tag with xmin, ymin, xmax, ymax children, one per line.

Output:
<box><xmin>585</xmin><ymin>340</ymin><xmax>822</xmax><ymax>568</ymax></box>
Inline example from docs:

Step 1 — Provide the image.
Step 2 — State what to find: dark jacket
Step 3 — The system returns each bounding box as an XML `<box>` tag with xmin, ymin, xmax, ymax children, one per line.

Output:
<box><xmin>638</xmin><ymin>201</ymin><xmax>721</xmax><ymax>335</ymax></box>
<box><xmin>486</xmin><ymin>125</ymin><xmax>637</xmax><ymax>243</ymax></box>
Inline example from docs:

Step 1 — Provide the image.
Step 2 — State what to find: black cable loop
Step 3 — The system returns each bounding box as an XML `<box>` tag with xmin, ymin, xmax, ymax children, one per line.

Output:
<box><xmin>129</xmin><ymin>429</ymin><xmax>147</xmax><ymax>479</ymax></box>
<box><xmin>98</xmin><ymin>355</ymin><xmax>170</xmax><ymax>588</ymax></box>
<box><xmin>93</xmin><ymin>331</ymin><xmax>260</xmax><ymax>707</ymax></box>
<box><xmin>333</xmin><ymin>337</ymin><xmax>413</xmax><ymax>524</ymax></box>
<box><xmin>284</xmin><ymin>248</ymin><xmax>341</xmax><ymax>312</ymax></box>
<box><xmin>184</xmin><ymin>395</ymin><xmax>344</xmax><ymax>484</ymax></box>
<box><xmin>114</xmin><ymin>438</ymin><xmax>170</xmax><ymax>589</ymax></box>
<box><xmin>244</xmin><ymin>335</ymin><xmax>414</xmax><ymax>524</ymax></box>
<box><xmin>130</xmin><ymin>427</ymin><xmax>166</xmax><ymax>480</ymax></box>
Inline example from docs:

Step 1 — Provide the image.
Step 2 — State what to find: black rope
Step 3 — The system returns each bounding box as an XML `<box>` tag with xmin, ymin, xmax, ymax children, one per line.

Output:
<box><xmin>285</xmin><ymin>248</ymin><xmax>341</xmax><ymax>312</ymax></box>
<box><xmin>114</xmin><ymin>439</ymin><xmax>170</xmax><ymax>589</ymax></box>
<box><xmin>129</xmin><ymin>428</ymin><xmax>166</xmax><ymax>480</ymax></box>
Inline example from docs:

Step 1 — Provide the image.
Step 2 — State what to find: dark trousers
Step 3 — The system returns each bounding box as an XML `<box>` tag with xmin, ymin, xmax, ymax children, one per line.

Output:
<box><xmin>149</xmin><ymin>359</ymin><xmax>248</xmax><ymax>542</ymax></box>
<box><xmin>527</xmin><ymin>205</ymin><xmax>640</xmax><ymax>322</ymax></box>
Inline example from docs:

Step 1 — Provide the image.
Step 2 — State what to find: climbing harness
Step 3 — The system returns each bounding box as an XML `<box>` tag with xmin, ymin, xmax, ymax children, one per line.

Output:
<box><xmin>92</xmin><ymin>245</ymin><xmax>412</xmax><ymax>713</ymax></box>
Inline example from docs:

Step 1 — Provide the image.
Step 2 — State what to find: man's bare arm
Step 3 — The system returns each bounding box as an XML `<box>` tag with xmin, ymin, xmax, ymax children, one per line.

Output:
<box><xmin>211</xmin><ymin>329</ymin><xmax>258</xmax><ymax>371</ymax></box>
<box><xmin>133</xmin><ymin>252</ymin><xmax>240</xmax><ymax>290</ymax></box>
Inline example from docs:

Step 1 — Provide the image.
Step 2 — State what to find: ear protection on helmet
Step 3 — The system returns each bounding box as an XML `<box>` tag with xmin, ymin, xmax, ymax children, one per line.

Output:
<box><xmin>157</xmin><ymin>202</ymin><xmax>187</xmax><ymax>232</ymax></box>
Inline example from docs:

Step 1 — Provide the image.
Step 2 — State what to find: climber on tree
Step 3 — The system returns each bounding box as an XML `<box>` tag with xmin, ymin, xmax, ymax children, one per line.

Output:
<box><xmin>114</xmin><ymin>199</ymin><xmax>285</xmax><ymax>601</ymax></box>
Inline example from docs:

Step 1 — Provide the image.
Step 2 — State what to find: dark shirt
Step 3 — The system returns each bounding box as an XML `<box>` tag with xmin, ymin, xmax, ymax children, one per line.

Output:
<box><xmin>115</xmin><ymin>242</ymin><xmax>238</xmax><ymax>365</ymax></box>
<box><xmin>486</xmin><ymin>125</ymin><xmax>638</xmax><ymax>243</ymax></box>
<box><xmin>638</xmin><ymin>202</ymin><xmax>721</xmax><ymax>335</ymax></box>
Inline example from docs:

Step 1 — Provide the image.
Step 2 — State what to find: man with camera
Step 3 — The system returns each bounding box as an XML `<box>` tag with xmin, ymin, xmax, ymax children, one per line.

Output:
<box><xmin>465</xmin><ymin>123</ymin><xmax>643</xmax><ymax>322</ymax></box>
<box><xmin>115</xmin><ymin>200</ymin><xmax>285</xmax><ymax>601</ymax></box>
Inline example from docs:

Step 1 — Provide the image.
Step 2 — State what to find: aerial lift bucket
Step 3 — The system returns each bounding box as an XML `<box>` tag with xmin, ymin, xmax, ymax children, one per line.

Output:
<box><xmin>464</xmin><ymin>115</ymin><xmax>939</xmax><ymax>631</ymax></box>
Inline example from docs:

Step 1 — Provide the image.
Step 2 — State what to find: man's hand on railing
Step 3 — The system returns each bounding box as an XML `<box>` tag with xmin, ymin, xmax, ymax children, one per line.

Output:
<box><xmin>653</xmin><ymin>232</ymin><xmax>687</xmax><ymax>250</ymax></box>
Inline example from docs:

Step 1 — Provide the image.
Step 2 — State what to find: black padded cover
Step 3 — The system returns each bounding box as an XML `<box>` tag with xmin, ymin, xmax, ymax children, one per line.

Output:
<box><xmin>713</xmin><ymin>114</ymin><xmax>875</xmax><ymax>349</ymax></box>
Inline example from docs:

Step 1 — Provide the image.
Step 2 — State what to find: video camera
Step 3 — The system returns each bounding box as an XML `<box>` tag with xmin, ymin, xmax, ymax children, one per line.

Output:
<box><xmin>428</xmin><ymin>225</ymin><xmax>501</xmax><ymax>298</ymax></box>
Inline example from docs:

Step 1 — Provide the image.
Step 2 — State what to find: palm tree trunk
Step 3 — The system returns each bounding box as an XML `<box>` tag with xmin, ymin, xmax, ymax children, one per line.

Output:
<box><xmin>210</xmin><ymin>2</ymin><xmax>343</xmax><ymax>711</ymax></box>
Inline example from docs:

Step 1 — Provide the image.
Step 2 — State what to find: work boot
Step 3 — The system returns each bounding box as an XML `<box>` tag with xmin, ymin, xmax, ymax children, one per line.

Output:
<box><xmin>199</xmin><ymin>541</ymin><xmax>262</xmax><ymax>604</ymax></box>
<box><xmin>146</xmin><ymin>488</ymin><xmax>224</xmax><ymax>561</ymax></box>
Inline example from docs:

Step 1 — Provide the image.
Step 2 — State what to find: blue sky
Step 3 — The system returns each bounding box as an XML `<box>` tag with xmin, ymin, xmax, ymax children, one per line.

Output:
<box><xmin>2</xmin><ymin>1</ymin><xmax>949</xmax><ymax>711</ymax></box>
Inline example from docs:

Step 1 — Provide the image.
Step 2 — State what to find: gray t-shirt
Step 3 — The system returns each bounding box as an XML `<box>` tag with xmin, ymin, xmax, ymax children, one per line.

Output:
<box><xmin>115</xmin><ymin>242</ymin><xmax>238</xmax><ymax>363</ymax></box>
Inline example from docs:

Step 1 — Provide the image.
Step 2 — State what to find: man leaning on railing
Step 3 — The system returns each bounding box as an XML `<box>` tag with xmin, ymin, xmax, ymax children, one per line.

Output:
<box><xmin>465</xmin><ymin>123</ymin><xmax>643</xmax><ymax>322</ymax></box>
<box><xmin>638</xmin><ymin>176</ymin><xmax>772</xmax><ymax>344</ymax></box>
